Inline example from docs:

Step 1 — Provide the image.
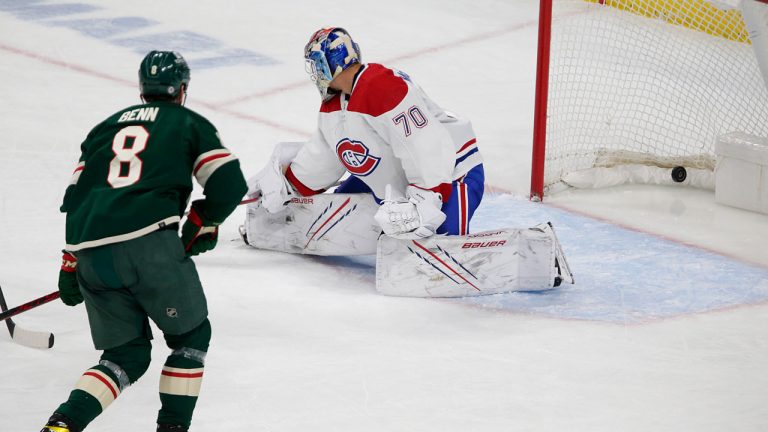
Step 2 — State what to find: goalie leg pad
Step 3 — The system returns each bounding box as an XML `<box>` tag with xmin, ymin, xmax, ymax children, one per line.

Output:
<box><xmin>242</xmin><ymin>193</ymin><xmax>382</xmax><ymax>255</ymax></box>
<box><xmin>375</xmin><ymin>223</ymin><xmax>574</xmax><ymax>297</ymax></box>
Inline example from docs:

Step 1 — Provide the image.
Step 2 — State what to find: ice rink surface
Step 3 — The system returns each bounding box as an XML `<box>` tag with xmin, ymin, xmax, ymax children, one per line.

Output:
<box><xmin>1</xmin><ymin>1</ymin><xmax>767</xmax><ymax>431</ymax></box>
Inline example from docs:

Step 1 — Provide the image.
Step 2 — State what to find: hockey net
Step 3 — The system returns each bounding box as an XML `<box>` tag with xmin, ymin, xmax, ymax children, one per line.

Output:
<box><xmin>530</xmin><ymin>0</ymin><xmax>768</xmax><ymax>199</ymax></box>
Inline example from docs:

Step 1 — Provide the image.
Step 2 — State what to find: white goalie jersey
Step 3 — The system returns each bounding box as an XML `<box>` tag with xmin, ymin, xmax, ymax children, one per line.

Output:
<box><xmin>284</xmin><ymin>63</ymin><xmax>482</xmax><ymax>202</ymax></box>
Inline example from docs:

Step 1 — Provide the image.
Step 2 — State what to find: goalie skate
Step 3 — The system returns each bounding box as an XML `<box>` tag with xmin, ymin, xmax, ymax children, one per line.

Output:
<box><xmin>545</xmin><ymin>221</ymin><xmax>574</xmax><ymax>286</ymax></box>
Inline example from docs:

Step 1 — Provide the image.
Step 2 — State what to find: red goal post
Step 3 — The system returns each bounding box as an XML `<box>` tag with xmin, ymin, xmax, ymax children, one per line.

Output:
<box><xmin>530</xmin><ymin>0</ymin><xmax>768</xmax><ymax>201</ymax></box>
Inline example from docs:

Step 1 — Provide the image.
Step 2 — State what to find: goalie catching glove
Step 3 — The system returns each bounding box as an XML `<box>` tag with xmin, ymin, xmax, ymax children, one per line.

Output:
<box><xmin>374</xmin><ymin>184</ymin><xmax>446</xmax><ymax>239</ymax></box>
<box><xmin>181</xmin><ymin>200</ymin><xmax>221</xmax><ymax>256</ymax></box>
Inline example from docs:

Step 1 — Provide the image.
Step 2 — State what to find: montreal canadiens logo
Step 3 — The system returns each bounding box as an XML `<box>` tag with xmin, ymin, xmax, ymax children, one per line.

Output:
<box><xmin>336</xmin><ymin>138</ymin><xmax>380</xmax><ymax>176</ymax></box>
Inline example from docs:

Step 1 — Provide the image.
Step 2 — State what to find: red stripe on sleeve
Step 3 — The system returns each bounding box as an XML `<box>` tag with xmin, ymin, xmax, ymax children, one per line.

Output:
<box><xmin>193</xmin><ymin>153</ymin><xmax>230</xmax><ymax>174</ymax></box>
<box><xmin>456</xmin><ymin>138</ymin><xmax>477</xmax><ymax>154</ymax></box>
<box><xmin>285</xmin><ymin>164</ymin><xmax>325</xmax><ymax>196</ymax></box>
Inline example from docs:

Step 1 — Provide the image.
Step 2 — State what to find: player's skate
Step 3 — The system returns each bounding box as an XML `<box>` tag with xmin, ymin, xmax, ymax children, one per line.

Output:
<box><xmin>40</xmin><ymin>413</ymin><xmax>81</xmax><ymax>432</ymax></box>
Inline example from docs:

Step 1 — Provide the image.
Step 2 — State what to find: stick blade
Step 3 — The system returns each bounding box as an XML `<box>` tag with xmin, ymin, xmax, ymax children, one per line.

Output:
<box><xmin>0</xmin><ymin>284</ymin><xmax>55</xmax><ymax>349</ymax></box>
<box><xmin>9</xmin><ymin>324</ymin><xmax>55</xmax><ymax>349</ymax></box>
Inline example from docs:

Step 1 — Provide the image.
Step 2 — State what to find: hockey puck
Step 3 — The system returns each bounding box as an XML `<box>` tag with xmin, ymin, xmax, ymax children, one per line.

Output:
<box><xmin>671</xmin><ymin>166</ymin><xmax>687</xmax><ymax>183</ymax></box>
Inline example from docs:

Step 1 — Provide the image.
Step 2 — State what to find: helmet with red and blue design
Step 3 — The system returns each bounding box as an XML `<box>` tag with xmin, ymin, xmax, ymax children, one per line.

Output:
<box><xmin>304</xmin><ymin>27</ymin><xmax>361</xmax><ymax>101</ymax></box>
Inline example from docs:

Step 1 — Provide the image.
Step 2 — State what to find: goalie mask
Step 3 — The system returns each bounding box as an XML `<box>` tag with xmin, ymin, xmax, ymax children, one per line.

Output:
<box><xmin>304</xmin><ymin>27</ymin><xmax>361</xmax><ymax>101</ymax></box>
<box><xmin>138</xmin><ymin>50</ymin><xmax>191</xmax><ymax>100</ymax></box>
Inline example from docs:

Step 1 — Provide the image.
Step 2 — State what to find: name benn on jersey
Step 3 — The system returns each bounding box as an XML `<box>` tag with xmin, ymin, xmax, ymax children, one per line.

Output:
<box><xmin>118</xmin><ymin>107</ymin><xmax>160</xmax><ymax>123</ymax></box>
<box><xmin>335</xmin><ymin>138</ymin><xmax>380</xmax><ymax>176</ymax></box>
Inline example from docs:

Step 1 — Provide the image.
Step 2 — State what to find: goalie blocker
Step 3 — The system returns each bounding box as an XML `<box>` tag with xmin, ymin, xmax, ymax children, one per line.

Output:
<box><xmin>241</xmin><ymin>195</ymin><xmax>574</xmax><ymax>297</ymax></box>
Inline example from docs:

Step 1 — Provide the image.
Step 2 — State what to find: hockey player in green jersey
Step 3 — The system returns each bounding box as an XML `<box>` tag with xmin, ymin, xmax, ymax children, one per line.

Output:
<box><xmin>41</xmin><ymin>51</ymin><xmax>247</xmax><ymax>432</ymax></box>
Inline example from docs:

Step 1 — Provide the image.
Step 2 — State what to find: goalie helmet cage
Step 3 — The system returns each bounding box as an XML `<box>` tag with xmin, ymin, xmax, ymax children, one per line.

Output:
<box><xmin>529</xmin><ymin>0</ymin><xmax>768</xmax><ymax>201</ymax></box>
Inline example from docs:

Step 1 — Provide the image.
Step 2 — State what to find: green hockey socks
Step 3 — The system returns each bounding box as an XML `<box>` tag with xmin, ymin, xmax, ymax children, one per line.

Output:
<box><xmin>157</xmin><ymin>319</ymin><xmax>211</xmax><ymax>428</ymax></box>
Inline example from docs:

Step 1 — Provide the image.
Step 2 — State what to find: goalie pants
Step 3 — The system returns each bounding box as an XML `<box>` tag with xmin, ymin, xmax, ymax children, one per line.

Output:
<box><xmin>336</xmin><ymin>164</ymin><xmax>485</xmax><ymax>235</ymax></box>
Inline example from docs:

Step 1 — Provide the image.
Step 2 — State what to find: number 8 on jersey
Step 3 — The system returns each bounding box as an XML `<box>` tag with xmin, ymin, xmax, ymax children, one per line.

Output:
<box><xmin>107</xmin><ymin>125</ymin><xmax>149</xmax><ymax>188</ymax></box>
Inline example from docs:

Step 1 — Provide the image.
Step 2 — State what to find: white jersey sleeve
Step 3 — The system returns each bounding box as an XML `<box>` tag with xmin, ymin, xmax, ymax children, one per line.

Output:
<box><xmin>285</xmin><ymin>128</ymin><xmax>346</xmax><ymax>196</ymax></box>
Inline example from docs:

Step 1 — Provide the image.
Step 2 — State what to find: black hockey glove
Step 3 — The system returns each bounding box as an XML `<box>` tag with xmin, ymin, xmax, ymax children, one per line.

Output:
<box><xmin>58</xmin><ymin>251</ymin><xmax>83</xmax><ymax>306</ymax></box>
<box><xmin>181</xmin><ymin>200</ymin><xmax>219</xmax><ymax>256</ymax></box>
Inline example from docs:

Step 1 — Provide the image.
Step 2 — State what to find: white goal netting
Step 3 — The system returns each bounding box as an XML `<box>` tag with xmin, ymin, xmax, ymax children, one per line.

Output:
<box><xmin>542</xmin><ymin>0</ymin><xmax>768</xmax><ymax>193</ymax></box>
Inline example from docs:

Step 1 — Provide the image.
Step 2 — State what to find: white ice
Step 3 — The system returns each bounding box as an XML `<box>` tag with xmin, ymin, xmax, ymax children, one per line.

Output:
<box><xmin>1</xmin><ymin>1</ymin><xmax>767</xmax><ymax>431</ymax></box>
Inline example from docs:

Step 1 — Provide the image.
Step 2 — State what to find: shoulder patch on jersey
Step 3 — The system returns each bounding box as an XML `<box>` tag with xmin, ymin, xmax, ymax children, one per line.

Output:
<box><xmin>320</xmin><ymin>94</ymin><xmax>342</xmax><ymax>113</ymax></box>
<box><xmin>348</xmin><ymin>64</ymin><xmax>408</xmax><ymax>117</ymax></box>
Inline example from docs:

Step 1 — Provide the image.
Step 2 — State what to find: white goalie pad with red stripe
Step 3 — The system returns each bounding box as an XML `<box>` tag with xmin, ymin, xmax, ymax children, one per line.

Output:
<box><xmin>242</xmin><ymin>192</ymin><xmax>382</xmax><ymax>255</ymax></box>
<box><xmin>376</xmin><ymin>223</ymin><xmax>574</xmax><ymax>297</ymax></box>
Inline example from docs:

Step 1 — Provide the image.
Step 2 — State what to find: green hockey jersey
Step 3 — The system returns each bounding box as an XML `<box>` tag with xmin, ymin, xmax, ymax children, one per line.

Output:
<box><xmin>62</xmin><ymin>101</ymin><xmax>246</xmax><ymax>251</ymax></box>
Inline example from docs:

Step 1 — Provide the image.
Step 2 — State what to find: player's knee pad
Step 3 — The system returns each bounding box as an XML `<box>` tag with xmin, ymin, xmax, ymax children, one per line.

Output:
<box><xmin>163</xmin><ymin>318</ymin><xmax>211</xmax><ymax>366</ymax></box>
<box><xmin>100</xmin><ymin>336</ymin><xmax>152</xmax><ymax>385</ymax></box>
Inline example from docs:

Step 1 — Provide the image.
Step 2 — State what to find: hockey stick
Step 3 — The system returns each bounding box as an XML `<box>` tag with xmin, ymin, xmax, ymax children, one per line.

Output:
<box><xmin>239</xmin><ymin>196</ymin><xmax>261</xmax><ymax>205</ymax></box>
<box><xmin>239</xmin><ymin>179</ymin><xmax>348</xmax><ymax>206</ymax></box>
<box><xmin>0</xmin><ymin>285</ymin><xmax>57</xmax><ymax>349</ymax></box>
